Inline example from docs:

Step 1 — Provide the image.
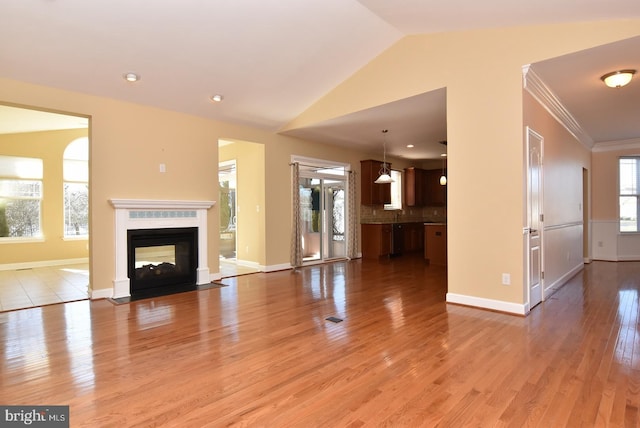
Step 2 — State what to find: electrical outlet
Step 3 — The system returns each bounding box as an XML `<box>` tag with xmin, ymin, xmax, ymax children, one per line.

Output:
<box><xmin>502</xmin><ymin>273</ymin><xmax>511</xmax><ymax>285</ymax></box>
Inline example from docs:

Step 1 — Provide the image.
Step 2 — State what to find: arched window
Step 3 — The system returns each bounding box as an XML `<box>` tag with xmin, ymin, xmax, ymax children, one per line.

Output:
<box><xmin>63</xmin><ymin>137</ymin><xmax>88</xmax><ymax>237</ymax></box>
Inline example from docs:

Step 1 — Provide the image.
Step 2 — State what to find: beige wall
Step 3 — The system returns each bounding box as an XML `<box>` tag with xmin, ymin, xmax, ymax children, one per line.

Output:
<box><xmin>285</xmin><ymin>20</ymin><xmax>640</xmax><ymax>310</ymax></box>
<box><xmin>592</xmin><ymin>150</ymin><xmax>622</xmax><ymax>221</ymax></box>
<box><xmin>0</xmin><ymin>128</ymin><xmax>88</xmax><ymax>265</ymax></box>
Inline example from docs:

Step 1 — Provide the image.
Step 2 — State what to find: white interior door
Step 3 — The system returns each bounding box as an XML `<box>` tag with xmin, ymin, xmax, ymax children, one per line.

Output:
<box><xmin>527</xmin><ymin>127</ymin><xmax>543</xmax><ymax>309</ymax></box>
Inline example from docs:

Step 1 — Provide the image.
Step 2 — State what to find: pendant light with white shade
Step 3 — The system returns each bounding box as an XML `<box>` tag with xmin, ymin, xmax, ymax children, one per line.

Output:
<box><xmin>375</xmin><ymin>129</ymin><xmax>394</xmax><ymax>184</ymax></box>
<box><xmin>440</xmin><ymin>154</ymin><xmax>447</xmax><ymax>186</ymax></box>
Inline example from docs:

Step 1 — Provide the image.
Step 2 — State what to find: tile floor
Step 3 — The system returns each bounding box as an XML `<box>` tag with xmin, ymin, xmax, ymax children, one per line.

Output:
<box><xmin>219</xmin><ymin>258</ymin><xmax>260</xmax><ymax>278</ymax></box>
<box><xmin>0</xmin><ymin>263</ymin><xmax>89</xmax><ymax>312</ymax></box>
<box><xmin>0</xmin><ymin>260</ymin><xmax>258</xmax><ymax>312</ymax></box>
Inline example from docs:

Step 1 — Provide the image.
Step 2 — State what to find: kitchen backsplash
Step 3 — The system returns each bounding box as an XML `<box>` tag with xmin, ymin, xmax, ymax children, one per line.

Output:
<box><xmin>360</xmin><ymin>205</ymin><xmax>446</xmax><ymax>224</ymax></box>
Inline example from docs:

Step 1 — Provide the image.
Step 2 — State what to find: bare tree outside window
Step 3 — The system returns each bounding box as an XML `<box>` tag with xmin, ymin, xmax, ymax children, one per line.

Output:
<box><xmin>63</xmin><ymin>138</ymin><xmax>89</xmax><ymax>237</ymax></box>
<box><xmin>0</xmin><ymin>179</ymin><xmax>42</xmax><ymax>238</ymax></box>
<box><xmin>64</xmin><ymin>183</ymin><xmax>88</xmax><ymax>236</ymax></box>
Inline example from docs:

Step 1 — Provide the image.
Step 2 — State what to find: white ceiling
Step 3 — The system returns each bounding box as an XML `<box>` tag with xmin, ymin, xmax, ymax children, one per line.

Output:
<box><xmin>1</xmin><ymin>1</ymin><xmax>639</xmax><ymax>159</ymax></box>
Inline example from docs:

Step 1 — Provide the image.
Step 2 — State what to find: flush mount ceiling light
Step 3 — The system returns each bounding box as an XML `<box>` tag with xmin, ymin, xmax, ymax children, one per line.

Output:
<box><xmin>406</xmin><ymin>144</ymin><xmax>414</xmax><ymax>148</ymax></box>
<box><xmin>210</xmin><ymin>94</ymin><xmax>224</xmax><ymax>103</ymax></box>
<box><xmin>123</xmin><ymin>72</ymin><xmax>140</xmax><ymax>82</ymax></box>
<box><xmin>374</xmin><ymin>129</ymin><xmax>394</xmax><ymax>184</ymax></box>
<box><xmin>601</xmin><ymin>69</ymin><xmax>636</xmax><ymax>88</ymax></box>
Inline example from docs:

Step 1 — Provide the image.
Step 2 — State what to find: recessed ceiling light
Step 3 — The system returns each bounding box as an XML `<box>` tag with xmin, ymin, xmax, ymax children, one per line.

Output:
<box><xmin>123</xmin><ymin>72</ymin><xmax>140</xmax><ymax>82</ymax></box>
<box><xmin>210</xmin><ymin>94</ymin><xmax>224</xmax><ymax>103</ymax></box>
<box><xmin>407</xmin><ymin>144</ymin><xmax>414</xmax><ymax>148</ymax></box>
<box><xmin>441</xmin><ymin>153</ymin><xmax>447</xmax><ymax>157</ymax></box>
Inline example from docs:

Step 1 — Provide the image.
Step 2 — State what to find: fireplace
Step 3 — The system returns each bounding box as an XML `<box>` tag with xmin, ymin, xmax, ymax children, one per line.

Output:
<box><xmin>128</xmin><ymin>227</ymin><xmax>198</xmax><ymax>298</ymax></box>
<box><xmin>110</xmin><ymin>199</ymin><xmax>215</xmax><ymax>299</ymax></box>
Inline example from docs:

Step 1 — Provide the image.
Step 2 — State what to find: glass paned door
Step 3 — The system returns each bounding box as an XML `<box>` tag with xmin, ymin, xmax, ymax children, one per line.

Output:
<box><xmin>324</xmin><ymin>180</ymin><xmax>345</xmax><ymax>259</ymax></box>
<box><xmin>299</xmin><ymin>177</ymin><xmax>346</xmax><ymax>262</ymax></box>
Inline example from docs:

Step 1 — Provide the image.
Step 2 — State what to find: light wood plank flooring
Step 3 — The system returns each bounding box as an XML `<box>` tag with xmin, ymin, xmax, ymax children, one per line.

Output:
<box><xmin>1</xmin><ymin>256</ymin><xmax>639</xmax><ymax>426</ymax></box>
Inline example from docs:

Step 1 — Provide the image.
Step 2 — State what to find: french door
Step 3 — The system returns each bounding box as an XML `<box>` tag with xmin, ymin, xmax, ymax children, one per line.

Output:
<box><xmin>299</xmin><ymin>177</ymin><xmax>346</xmax><ymax>262</ymax></box>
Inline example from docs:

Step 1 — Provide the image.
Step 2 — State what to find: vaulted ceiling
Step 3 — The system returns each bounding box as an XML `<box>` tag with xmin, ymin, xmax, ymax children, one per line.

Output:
<box><xmin>1</xmin><ymin>1</ymin><xmax>639</xmax><ymax>158</ymax></box>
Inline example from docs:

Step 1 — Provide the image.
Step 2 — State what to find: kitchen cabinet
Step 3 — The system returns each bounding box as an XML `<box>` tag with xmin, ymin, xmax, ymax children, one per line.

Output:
<box><xmin>424</xmin><ymin>224</ymin><xmax>447</xmax><ymax>265</ymax></box>
<box><xmin>404</xmin><ymin>167</ymin><xmax>426</xmax><ymax>207</ymax></box>
<box><xmin>361</xmin><ymin>223</ymin><xmax>391</xmax><ymax>258</ymax></box>
<box><xmin>403</xmin><ymin>222</ymin><xmax>424</xmax><ymax>253</ymax></box>
<box><xmin>424</xmin><ymin>169</ymin><xmax>447</xmax><ymax>206</ymax></box>
<box><xmin>361</xmin><ymin>160</ymin><xmax>391</xmax><ymax>205</ymax></box>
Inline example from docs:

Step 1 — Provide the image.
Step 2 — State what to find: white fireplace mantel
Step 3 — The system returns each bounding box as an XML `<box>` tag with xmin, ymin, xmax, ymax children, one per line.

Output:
<box><xmin>110</xmin><ymin>198</ymin><xmax>216</xmax><ymax>299</ymax></box>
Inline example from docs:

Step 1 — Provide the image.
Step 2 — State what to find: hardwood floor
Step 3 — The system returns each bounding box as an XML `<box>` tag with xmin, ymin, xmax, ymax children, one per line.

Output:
<box><xmin>1</xmin><ymin>256</ymin><xmax>639</xmax><ymax>427</ymax></box>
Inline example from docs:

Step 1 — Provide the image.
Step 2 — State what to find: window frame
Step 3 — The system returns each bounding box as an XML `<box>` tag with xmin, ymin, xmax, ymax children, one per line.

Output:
<box><xmin>619</xmin><ymin>156</ymin><xmax>640</xmax><ymax>233</ymax></box>
<box><xmin>384</xmin><ymin>169</ymin><xmax>402</xmax><ymax>210</ymax></box>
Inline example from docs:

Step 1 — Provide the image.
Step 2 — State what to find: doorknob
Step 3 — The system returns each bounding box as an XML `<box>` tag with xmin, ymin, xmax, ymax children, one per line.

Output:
<box><xmin>529</xmin><ymin>228</ymin><xmax>537</xmax><ymax>234</ymax></box>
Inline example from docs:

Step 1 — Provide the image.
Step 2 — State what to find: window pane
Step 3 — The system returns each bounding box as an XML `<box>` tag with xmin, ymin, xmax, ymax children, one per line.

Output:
<box><xmin>63</xmin><ymin>159</ymin><xmax>88</xmax><ymax>182</ymax></box>
<box><xmin>64</xmin><ymin>183</ymin><xmax>89</xmax><ymax>236</ymax></box>
<box><xmin>0</xmin><ymin>156</ymin><xmax>43</xmax><ymax>179</ymax></box>
<box><xmin>0</xmin><ymin>198</ymin><xmax>41</xmax><ymax>237</ymax></box>
<box><xmin>620</xmin><ymin>158</ymin><xmax>637</xmax><ymax>195</ymax></box>
<box><xmin>0</xmin><ymin>180</ymin><xmax>42</xmax><ymax>198</ymax></box>
<box><xmin>384</xmin><ymin>170</ymin><xmax>402</xmax><ymax>210</ymax></box>
<box><xmin>620</xmin><ymin>196</ymin><xmax>638</xmax><ymax>232</ymax></box>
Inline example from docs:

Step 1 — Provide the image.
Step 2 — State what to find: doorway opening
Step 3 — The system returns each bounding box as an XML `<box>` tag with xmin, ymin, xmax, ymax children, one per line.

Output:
<box><xmin>0</xmin><ymin>104</ymin><xmax>90</xmax><ymax>311</ymax></box>
<box><xmin>219</xmin><ymin>160</ymin><xmax>237</xmax><ymax>260</ymax></box>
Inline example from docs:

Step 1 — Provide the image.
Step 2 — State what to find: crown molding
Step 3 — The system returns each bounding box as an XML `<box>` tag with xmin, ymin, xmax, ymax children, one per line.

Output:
<box><xmin>522</xmin><ymin>65</ymin><xmax>594</xmax><ymax>150</ymax></box>
<box><xmin>592</xmin><ymin>137</ymin><xmax>640</xmax><ymax>153</ymax></box>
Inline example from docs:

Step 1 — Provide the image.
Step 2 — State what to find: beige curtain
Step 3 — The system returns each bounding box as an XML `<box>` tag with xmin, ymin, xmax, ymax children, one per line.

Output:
<box><xmin>290</xmin><ymin>162</ymin><xmax>303</xmax><ymax>268</ymax></box>
<box><xmin>347</xmin><ymin>170</ymin><xmax>358</xmax><ymax>259</ymax></box>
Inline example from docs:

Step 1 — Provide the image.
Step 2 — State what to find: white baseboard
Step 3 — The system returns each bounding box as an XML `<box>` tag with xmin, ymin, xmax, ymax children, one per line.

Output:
<box><xmin>0</xmin><ymin>257</ymin><xmax>89</xmax><ymax>272</ymax></box>
<box><xmin>263</xmin><ymin>263</ymin><xmax>293</xmax><ymax>273</ymax></box>
<box><xmin>543</xmin><ymin>262</ymin><xmax>583</xmax><ymax>298</ymax></box>
<box><xmin>446</xmin><ymin>292</ymin><xmax>527</xmax><ymax>315</ymax></box>
<box><xmin>91</xmin><ymin>288</ymin><xmax>112</xmax><ymax>300</ymax></box>
<box><xmin>235</xmin><ymin>259</ymin><xmax>262</xmax><ymax>270</ymax></box>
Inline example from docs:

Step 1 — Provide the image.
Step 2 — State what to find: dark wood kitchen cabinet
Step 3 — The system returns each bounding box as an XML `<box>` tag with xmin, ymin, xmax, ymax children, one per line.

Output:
<box><xmin>361</xmin><ymin>160</ymin><xmax>391</xmax><ymax>205</ymax></box>
<box><xmin>424</xmin><ymin>169</ymin><xmax>447</xmax><ymax>206</ymax></box>
<box><xmin>361</xmin><ymin>223</ymin><xmax>391</xmax><ymax>258</ymax></box>
<box><xmin>403</xmin><ymin>222</ymin><xmax>424</xmax><ymax>253</ymax></box>
<box><xmin>424</xmin><ymin>223</ymin><xmax>447</xmax><ymax>265</ymax></box>
<box><xmin>404</xmin><ymin>167</ymin><xmax>426</xmax><ymax>207</ymax></box>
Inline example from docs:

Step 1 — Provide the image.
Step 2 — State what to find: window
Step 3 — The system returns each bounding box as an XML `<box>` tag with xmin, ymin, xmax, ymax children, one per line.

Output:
<box><xmin>0</xmin><ymin>156</ymin><xmax>43</xmax><ymax>238</ymax></box>
<box><xmin>63</xmin><ymin>138</ymin><xmax>88</xmax><ymax>237</ymax></box>
<box><xmin>620</xmin><ymin>156</ymin><xmax>640</xmax><ymax>232</ymax></box>
<box><xmin>384</xmin><ymin>169</ymin><xmax>402</xmax><ymax>210</ymax></box>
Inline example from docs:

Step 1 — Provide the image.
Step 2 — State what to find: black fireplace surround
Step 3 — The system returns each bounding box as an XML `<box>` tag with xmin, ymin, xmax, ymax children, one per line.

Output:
<box><xmin>127</xmin><ymin>227</ymin><xmax>198</xmax><ymax>299</ymax></box>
